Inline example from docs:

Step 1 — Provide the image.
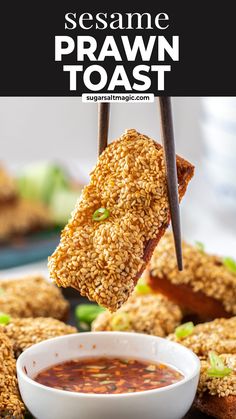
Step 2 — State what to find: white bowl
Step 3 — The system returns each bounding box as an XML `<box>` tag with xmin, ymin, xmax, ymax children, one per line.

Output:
<box><xmin>17</xmin><ymin>332</ymin><xmax>200</xmax><ymax>419</ymax></box>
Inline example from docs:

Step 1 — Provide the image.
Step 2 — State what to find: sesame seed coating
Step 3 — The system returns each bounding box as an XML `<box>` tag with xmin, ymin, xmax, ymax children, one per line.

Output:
<box><xmin>150</xmin><ymin>233</ymin><xmax>236</xmax><ymax>314</ymax></box>
<box><xmin>169</xmin><ymin>317</ymin><xmax>236</xmax><ymax>397</ymax></box>
<box><xmin>0</xmin><ymin>199</ymin><xmax>52</xmax><ymax>242</ymax></box>
<box><xmin>0</xmin><ymin>330</ymin><xmax>25</xmax><ymax>418</ymax></box>
<box><xmin>92</xmin><ymin>291</ymin><xmax>182</xmax><ymax>336</ymax></box>
<box><xmin>199</xmin><ymin>354</ymin><xmax>236</xmax><ymax>398</ymax></box>
<box><xmin>1</xmin><ymin>317</ymin><xmax>77</xmax><ymax>358</ymax></box>
<box><xmin>49</xmin><ymin>129</ymin><xmax>193</xmax><ymax>311</ymax></box>
<box><xmin>0</xmin><ymin>275</ymin><xmax>69</xmax><ymax>320</ymax></box>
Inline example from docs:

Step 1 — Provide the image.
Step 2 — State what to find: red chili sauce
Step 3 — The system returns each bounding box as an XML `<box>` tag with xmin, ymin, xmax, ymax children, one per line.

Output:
<box><xmin>34</xmin><ymin>357</ymin><xmax>184</xmax><ymax>394</ymax></box>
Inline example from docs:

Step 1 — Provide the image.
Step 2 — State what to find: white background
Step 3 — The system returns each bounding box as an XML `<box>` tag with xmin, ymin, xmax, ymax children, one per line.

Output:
<box><xmin>0</xmin><ymin>97</ymin><xmax>201</xmax><ymax>167</ymax></box>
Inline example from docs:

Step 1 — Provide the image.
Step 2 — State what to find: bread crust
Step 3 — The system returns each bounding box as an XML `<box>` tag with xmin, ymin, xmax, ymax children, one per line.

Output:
<box><xmin>194</xmin><ymin>394</ymin><xmax>236</xmax><ymax>419</ymax></box>
<box><xmin>149</xmin><ymin>273</ymin><xmax>230</xmax><ymax>320</ymax></box>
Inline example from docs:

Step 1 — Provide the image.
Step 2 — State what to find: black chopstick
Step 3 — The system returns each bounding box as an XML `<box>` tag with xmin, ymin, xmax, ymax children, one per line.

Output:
<box><xmin>98</xmin><ymin>103</ymin><xmax>110</xmax><ymax>155</ymax></box>
<box><xmin>158</xmin><ymin>97</ymin><xmax>183</xmax><ymax>271</ymax></box>
<box><xmin>98</xmin><ymin>99</ymin><xmax>182</xmax><ymax>270</ymax></box>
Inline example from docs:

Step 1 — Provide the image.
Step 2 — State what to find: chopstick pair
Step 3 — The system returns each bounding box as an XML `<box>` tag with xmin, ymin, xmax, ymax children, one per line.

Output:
<box><xmin>97</xmin><ymin>98</ymin><xmax>183</xmax><ymax>271</ymax></box>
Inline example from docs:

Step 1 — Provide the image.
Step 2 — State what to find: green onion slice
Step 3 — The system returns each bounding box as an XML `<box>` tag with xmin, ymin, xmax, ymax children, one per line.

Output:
<box><xmin>223</xmin><ymin>257</ymin><xmax>236</xmax><ymax>274</ymax></box>
<box><xmin>207</xmin><ymin>351</ymin><xmax>232</xmax><ymax>378</ymax></box>
<box><xmin>75</xmin><ymin>304</ymin><xmax>105</xmax><ymax>326</ymax></box>
<box><xmin>195</xmin><ymin>241</ymin><xmax>205</xmax><ymax>253</ymax></box>
<box><xmin>92</xmin><ymin>207</ymin><xmax>110</xmax><ymax>222</ymax></box>
<box><xmin>0</xmin><ymin>287</ymin><xmax>4</xmax><ymax>295</ymax></box>
<box><xmin>175</xmin><ymin>321</ymin><xmax>194</xmax><ymax>339</ymax></box>
<box><xmin>111</xmin><ymin>312</ymin><xmax>131</xmax><ymax>331</ymax></box>
<box><xmin>135</xmin><ymin>277</ymin><xmax>152</xmax><ymax>295</ymax></box>
<box><xmin>0</xmin><ymin>312</ymin><xmax>11</xmax><ymax>325</ymax></box>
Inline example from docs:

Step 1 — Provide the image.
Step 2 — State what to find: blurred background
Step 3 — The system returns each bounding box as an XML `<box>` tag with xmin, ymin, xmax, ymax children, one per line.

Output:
<box><xmin>0</xmin><ymin>97</ymin><xmax>236</xmax><ymax>277</ymax></box>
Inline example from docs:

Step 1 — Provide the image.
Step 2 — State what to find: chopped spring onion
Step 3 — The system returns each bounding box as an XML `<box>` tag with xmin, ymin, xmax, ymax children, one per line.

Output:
<box><xmin>135</xmin><ymin>277</ymin><xmax>152</xmax><ymax>295</ymax></box>
<box><xmin>110</xmin><ymin>312</ymin><xmax>131</xmax><ymax>331</ymax></box>
<box><xmin>207</xmin><ymin>352</ymin><xmax>232</xmax><ymax>378</ymax></box>
<box><xmin>223</xmin><ymin>257</ymin><xmax>236</xmax><ymax>274</ymax></box>
<box><xmin>135</xmin><ymin>283</ymin><xmax>152</xmax><ymax>295</ymax></box>
<box><xmin>92</xmin><ymin>207</ymin><xmax>110</xmax><ymax>221</ymax></box>
<box><xmin>195</xmin><ymin>241</ymin><xmax>205</xmax><ymax>253</ymax></box>
<box><xmin>75</xmin><ymin>304</ymin><xmax>105</xmax><ymax>327</ymax></box>
<box><xmin>175</xmin><ymin>322</ymin><xmax>194</xmax><ymax>339</ymax></box>
<box><xmin>0</xmin><ymin>288</ymin><xmax>4</xmax><ymax>295</ymax></box>
<box><xmin>0</xmin><ymin>312</ymin><xmax>11</xmax><ymax>325</ymax></box>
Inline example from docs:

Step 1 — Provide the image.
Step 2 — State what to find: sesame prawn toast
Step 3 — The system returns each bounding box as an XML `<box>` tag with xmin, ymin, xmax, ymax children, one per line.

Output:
<box><xmin>0</xmin><ymin>275</ymin><xmax>69</xmax><ymax>320</ymax></box>
<box><xmin>169</xmin><ymin>317</ymin><xmax>236</xmax><ymax>357</ymax></box>
<box><xmin>49</xmin><ymin>129</ymin><xmax>194</xmax><ymax>311</ymax></box>
<box><xmin>0</xmin><ymin>199</ymin><xmax>52</xmax><ymax>242</ymax></box>
<box><xmin>0</xmin><ymin>330</ymin><xmax>25</xmax><ymax>418</ymax></box>
<box><xmin>169</xmin><ymin>317</ymin><xmax>236</xmax><ymax>419</ymax></box>
<box><xmin>92</xmin><ymin>292</ymin><xmax>182</xmax><ymax>336</ymax></box>
<box><xmin>2</xmin><ymin>317</ymin><xmax>77</xmax><ymax>357</ymax></box>
<box><xmin>195</xmin><ymin>354</ymin><xmax>236</xmax><ymax>419</ymax></box>
<box><xmin>0</xmin><ymin>166</ymin><xmax>17</xmax><ymax>204</ymax></box>
<box><xmin>149</xmin><ymin>233</ymin><xmax>236</xmax><ymax>320</ymax></box>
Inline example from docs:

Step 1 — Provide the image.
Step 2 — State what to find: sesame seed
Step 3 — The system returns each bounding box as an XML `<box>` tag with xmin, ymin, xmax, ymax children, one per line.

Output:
<box><xmin>151</xmin><ymin>233</ymin><xmax>236</xmax><ymax>315</ymax></box>
<box><xmin>92</xmin><ymin>290</ymin><xmax>182</xmax><ymax>336</ymax></box>
<box><xmin>169</xmin><ymin>317</ymin><xmax>236</xmax><ymax>397</ymax></box>
<box><xmin>0</xmin><ymin>275</ymin><xmax>69</xmax><ymax>320</ymax></box>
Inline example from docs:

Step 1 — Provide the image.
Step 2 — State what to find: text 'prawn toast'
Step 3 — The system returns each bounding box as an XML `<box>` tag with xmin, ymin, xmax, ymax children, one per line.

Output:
<box><xmin>49</xmin><ymin>129</ymin><xmax>194</xmax><ymax>311</ymax></box>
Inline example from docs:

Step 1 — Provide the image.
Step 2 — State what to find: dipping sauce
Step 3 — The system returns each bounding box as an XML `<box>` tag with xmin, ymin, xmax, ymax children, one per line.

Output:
<box><xmin>34</xmin><ymin>357</ymin><xmax>184</xmax><ymax>394</ymax></box>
